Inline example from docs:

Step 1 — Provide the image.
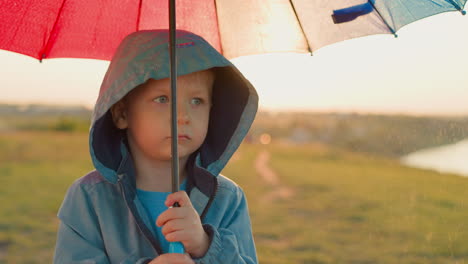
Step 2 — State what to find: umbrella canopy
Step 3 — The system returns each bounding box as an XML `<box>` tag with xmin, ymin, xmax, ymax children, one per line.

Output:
<box><xmin>1</xmin><ymin>0</ymin><xmax>466</xmax><ymax>61</ymax></box>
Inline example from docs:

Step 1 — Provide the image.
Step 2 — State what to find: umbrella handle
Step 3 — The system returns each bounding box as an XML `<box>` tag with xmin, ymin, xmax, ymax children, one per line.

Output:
<box><xmin>168</xmin><ymin>242</ymin><xmax>185</xmax><ymax>254</ymax></box>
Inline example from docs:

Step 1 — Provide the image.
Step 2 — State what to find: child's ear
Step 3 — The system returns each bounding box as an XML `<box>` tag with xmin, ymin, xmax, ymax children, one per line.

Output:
<box><xmin>110</xmin><ymin>100</ymin><xmax>128</xmax><ymax>129</ymax></box>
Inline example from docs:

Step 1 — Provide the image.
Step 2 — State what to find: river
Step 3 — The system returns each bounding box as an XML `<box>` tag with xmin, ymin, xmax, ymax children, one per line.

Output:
<box><xmin>401</xmin><ymin>139</ymin><xmax>468</xmax><ymax>177</ymax></box>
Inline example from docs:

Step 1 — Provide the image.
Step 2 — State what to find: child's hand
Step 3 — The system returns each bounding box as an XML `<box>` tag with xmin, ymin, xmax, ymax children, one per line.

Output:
<box><xmin>156</xmin><ymin>191</ymin><xmax>210</xmax><ymax>258</ymax></box>
<box><xmin>148</xmin><ymin>253</ymin><xmax>195</xmax><ymax>264</ymax></box>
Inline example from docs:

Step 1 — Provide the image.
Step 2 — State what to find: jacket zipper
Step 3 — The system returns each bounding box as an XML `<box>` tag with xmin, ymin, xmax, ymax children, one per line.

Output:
<box><xmin>118</xmin><ymin>178</ymin><xmax>163</xmax><ymax>256</ymax></box>
<box><xmin>200</xmin><ymin>177</ymin><xmax>219</xmax><ymax>221</ymax></box>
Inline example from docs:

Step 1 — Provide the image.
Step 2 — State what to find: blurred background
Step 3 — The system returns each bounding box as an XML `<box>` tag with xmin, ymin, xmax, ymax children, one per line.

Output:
<box><xmin>1</xmin><ymin>12</ymin><xmax>468</xmax><ymax>264</ymax></box>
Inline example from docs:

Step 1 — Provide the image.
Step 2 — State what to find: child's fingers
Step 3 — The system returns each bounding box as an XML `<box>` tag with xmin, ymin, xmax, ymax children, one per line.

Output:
<box><xmin>148</xmin><ymin>253</ymin><xmax>194</xmax><ymax>264</ymax></box>
<box><xmin>165</xmin><ymin>191</ymin><xmax>192</xmax><ymax>207</ymax></box>
<box><xmin>156</xmin><ymin>207</ymin><xmax>188</xmax><ymax>227</ymax></box>
<box><xmin>165</xmin><ymin>230</ymin><xmax>191</xmax><ymax>243</ymax></box>
<box><xmin>161</xmin><ymin>218</ymin><xmax>186</xmax><ymax>236</ymax></box>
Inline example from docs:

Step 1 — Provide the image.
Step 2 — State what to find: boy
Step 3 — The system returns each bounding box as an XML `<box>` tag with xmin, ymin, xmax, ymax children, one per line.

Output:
<box><xmin>53</xmin><ymin>30</ymin><xmax>258</xmax><ymax>264</ymax></box>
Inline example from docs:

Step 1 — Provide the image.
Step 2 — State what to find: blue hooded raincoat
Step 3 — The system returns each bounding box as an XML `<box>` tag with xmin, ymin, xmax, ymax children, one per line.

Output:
<box><xmin>53</xmin><ymin>30</ymin><xmax>259</xmax><ymax>264</ymax></box>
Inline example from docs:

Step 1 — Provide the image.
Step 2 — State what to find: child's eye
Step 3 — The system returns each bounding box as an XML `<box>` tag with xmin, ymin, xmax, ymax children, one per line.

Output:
<box><xmin>153</xmin><ymin>96</ymin><xmax>169</xmax><ymax>103</ymax></box>
<box><xmin>191</xmin><ymin>98</ymin><xmax>204</xmax><ymax>105</ymax></box>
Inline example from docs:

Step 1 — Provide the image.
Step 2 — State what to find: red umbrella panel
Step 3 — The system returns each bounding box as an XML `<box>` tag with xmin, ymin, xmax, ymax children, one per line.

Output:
<box><xmin>0</xmin><ymin>0</ymin><xmax>221</xmax><ymax>60</ymax></box>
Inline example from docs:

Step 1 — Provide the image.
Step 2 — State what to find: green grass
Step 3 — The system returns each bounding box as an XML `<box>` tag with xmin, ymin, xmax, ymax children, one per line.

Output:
<box><xmin>225</xmin><ymin>143</ymin><xmax>468</xmax><ymax>264</ymax></box>
<box><xmin>1</xmin><ymin>132</ymin><xmax>467</xmax><ymax>263</ymax></box>
<box><xmin>0</xmin><ymin>132</ymin><xmax>93</xmax><ymax>264</ymax></box>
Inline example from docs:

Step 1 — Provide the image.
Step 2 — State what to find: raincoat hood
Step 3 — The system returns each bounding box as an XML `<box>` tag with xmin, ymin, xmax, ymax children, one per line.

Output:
<box><xmin>89</xmin><ymin>29</ymin><xmax>258</xmax><ymax>186</ymax></box>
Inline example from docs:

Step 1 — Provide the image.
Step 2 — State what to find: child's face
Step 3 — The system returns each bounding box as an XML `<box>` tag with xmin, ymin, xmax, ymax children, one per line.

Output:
<box><xmin>115</xmin><ymin>70</ymin><xmax>214</xmax><ymax>162</ymax></box>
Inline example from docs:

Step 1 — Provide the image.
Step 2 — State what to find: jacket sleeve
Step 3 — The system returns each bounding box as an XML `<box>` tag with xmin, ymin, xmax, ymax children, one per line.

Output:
<box><xmin>54</xmin><ymin>220</ymin><xmax>111</xmax><ymax>264</ymax></box>
<box><xmin>193</xmin><ymin>187</ymin><xmax>258</xmax><ymax>264</ymax></box>
<box><xmin>53</xmin><ymin>180</ymin><xmax>152</xmax><ymax>264</ymax></box>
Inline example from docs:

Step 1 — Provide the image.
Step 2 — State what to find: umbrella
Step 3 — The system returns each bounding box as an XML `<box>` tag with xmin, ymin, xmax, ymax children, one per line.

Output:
<box><xmin>1</xmin><ymin>0</ymin><xmax>466</xmax><ymax>60</ymax></box>
<box><xmin>1</xmin><ymin>0</ymin><xmax>466</xmax><ymax>254</ymax></box>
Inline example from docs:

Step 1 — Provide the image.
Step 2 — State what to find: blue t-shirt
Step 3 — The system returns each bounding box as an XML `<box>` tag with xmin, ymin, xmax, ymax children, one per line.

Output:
<box><xmin>136</xmin><ymin>179</ymin><xmax>187</xmax><ymax>253</ymax></box>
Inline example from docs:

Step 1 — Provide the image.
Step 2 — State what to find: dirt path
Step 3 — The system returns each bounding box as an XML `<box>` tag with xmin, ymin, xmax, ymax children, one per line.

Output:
<box><xmin>255</xmin><ymin>150</ymin><xmax>294</xmax><ymax>202</ymax></box>
<box><xmin>0</xmin><ymin>240</ymin><xmax>8</xmax><ymax>263</ymax></box>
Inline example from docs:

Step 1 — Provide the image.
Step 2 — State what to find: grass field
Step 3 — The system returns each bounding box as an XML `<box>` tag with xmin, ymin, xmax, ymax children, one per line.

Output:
<box><xmin>1</xmin><ymin>131</ymin><xmax>467</xmax><ymax>263</ymax></box>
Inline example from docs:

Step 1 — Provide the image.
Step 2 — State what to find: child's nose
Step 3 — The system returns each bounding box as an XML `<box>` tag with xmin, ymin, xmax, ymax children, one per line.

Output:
<box><xmin>177</xmin><ymin>103</ymin><xmax>190</xmax><ymax>125</ymax></box>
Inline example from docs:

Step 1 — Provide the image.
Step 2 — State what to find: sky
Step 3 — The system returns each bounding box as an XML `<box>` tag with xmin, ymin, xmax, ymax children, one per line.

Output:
<box><xmin>1</xmin><ymin>12</ymin><xmax>468</xmax><ymax>116</ymax></box>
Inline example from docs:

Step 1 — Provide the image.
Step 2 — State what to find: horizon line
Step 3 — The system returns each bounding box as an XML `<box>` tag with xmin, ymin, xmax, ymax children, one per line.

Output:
<box><xmin>1</xmin><ymin>101</ymin><xmax>468</xmax><ymax>118</ymax></box>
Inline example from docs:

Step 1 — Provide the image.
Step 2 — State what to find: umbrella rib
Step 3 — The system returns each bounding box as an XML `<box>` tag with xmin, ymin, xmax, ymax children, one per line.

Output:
<box><xmin>40</xmin><ymin>0</ymin><xmax>67</xmax><ymax>62</ymax></box>
<box><xmin>288</xmin><ymin>0</ymin><xmax>312</xmax><ymax>54</ymax></box>
<box><xmin>137</xmin><ymin>0</ymin><xmax>143</xmax><ymax>31</ymax></box>
<box><xmin>446</xmin><ymin>0</ymin><xmax>466</xmax><ymax>14</ymax></box>
<box><xmin>368</xmin><ymin>1</ymin><xmax>397</xmax><ymax>37</ymax></box>
<box><xmin>211</xmin><ymin>0</ymin><xmax>224</xmax><ymax>54</ymax></box>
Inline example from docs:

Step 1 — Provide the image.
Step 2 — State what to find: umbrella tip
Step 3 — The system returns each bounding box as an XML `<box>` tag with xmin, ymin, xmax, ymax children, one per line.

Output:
<box><xmin>394</xmin><ymin>34</ymin><xmax>398</xmax><ymax>39</ymax></box>
<box><xmin>40</xmin><ymin>53</ymin><xmax>47</xmax><ymax>63</ymax></box>
<box><xmin>461</xmin><ymin>10</ymin><xmax>466</xmax><ymax>15</ymax></box>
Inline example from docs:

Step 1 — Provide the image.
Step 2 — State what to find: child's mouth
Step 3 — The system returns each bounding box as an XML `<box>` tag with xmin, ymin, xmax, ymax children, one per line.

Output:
<box><xmin>177</xmin><ymin>135</ymin><xmax>191</xmax><ymax>140</ymax></box>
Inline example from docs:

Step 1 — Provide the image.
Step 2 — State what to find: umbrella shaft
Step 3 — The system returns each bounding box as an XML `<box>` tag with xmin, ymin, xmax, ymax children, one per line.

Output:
<box><xmin>169</xmin><ymin>0</ymin><xmax>179</xmax><ymax>195</ymax></box>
